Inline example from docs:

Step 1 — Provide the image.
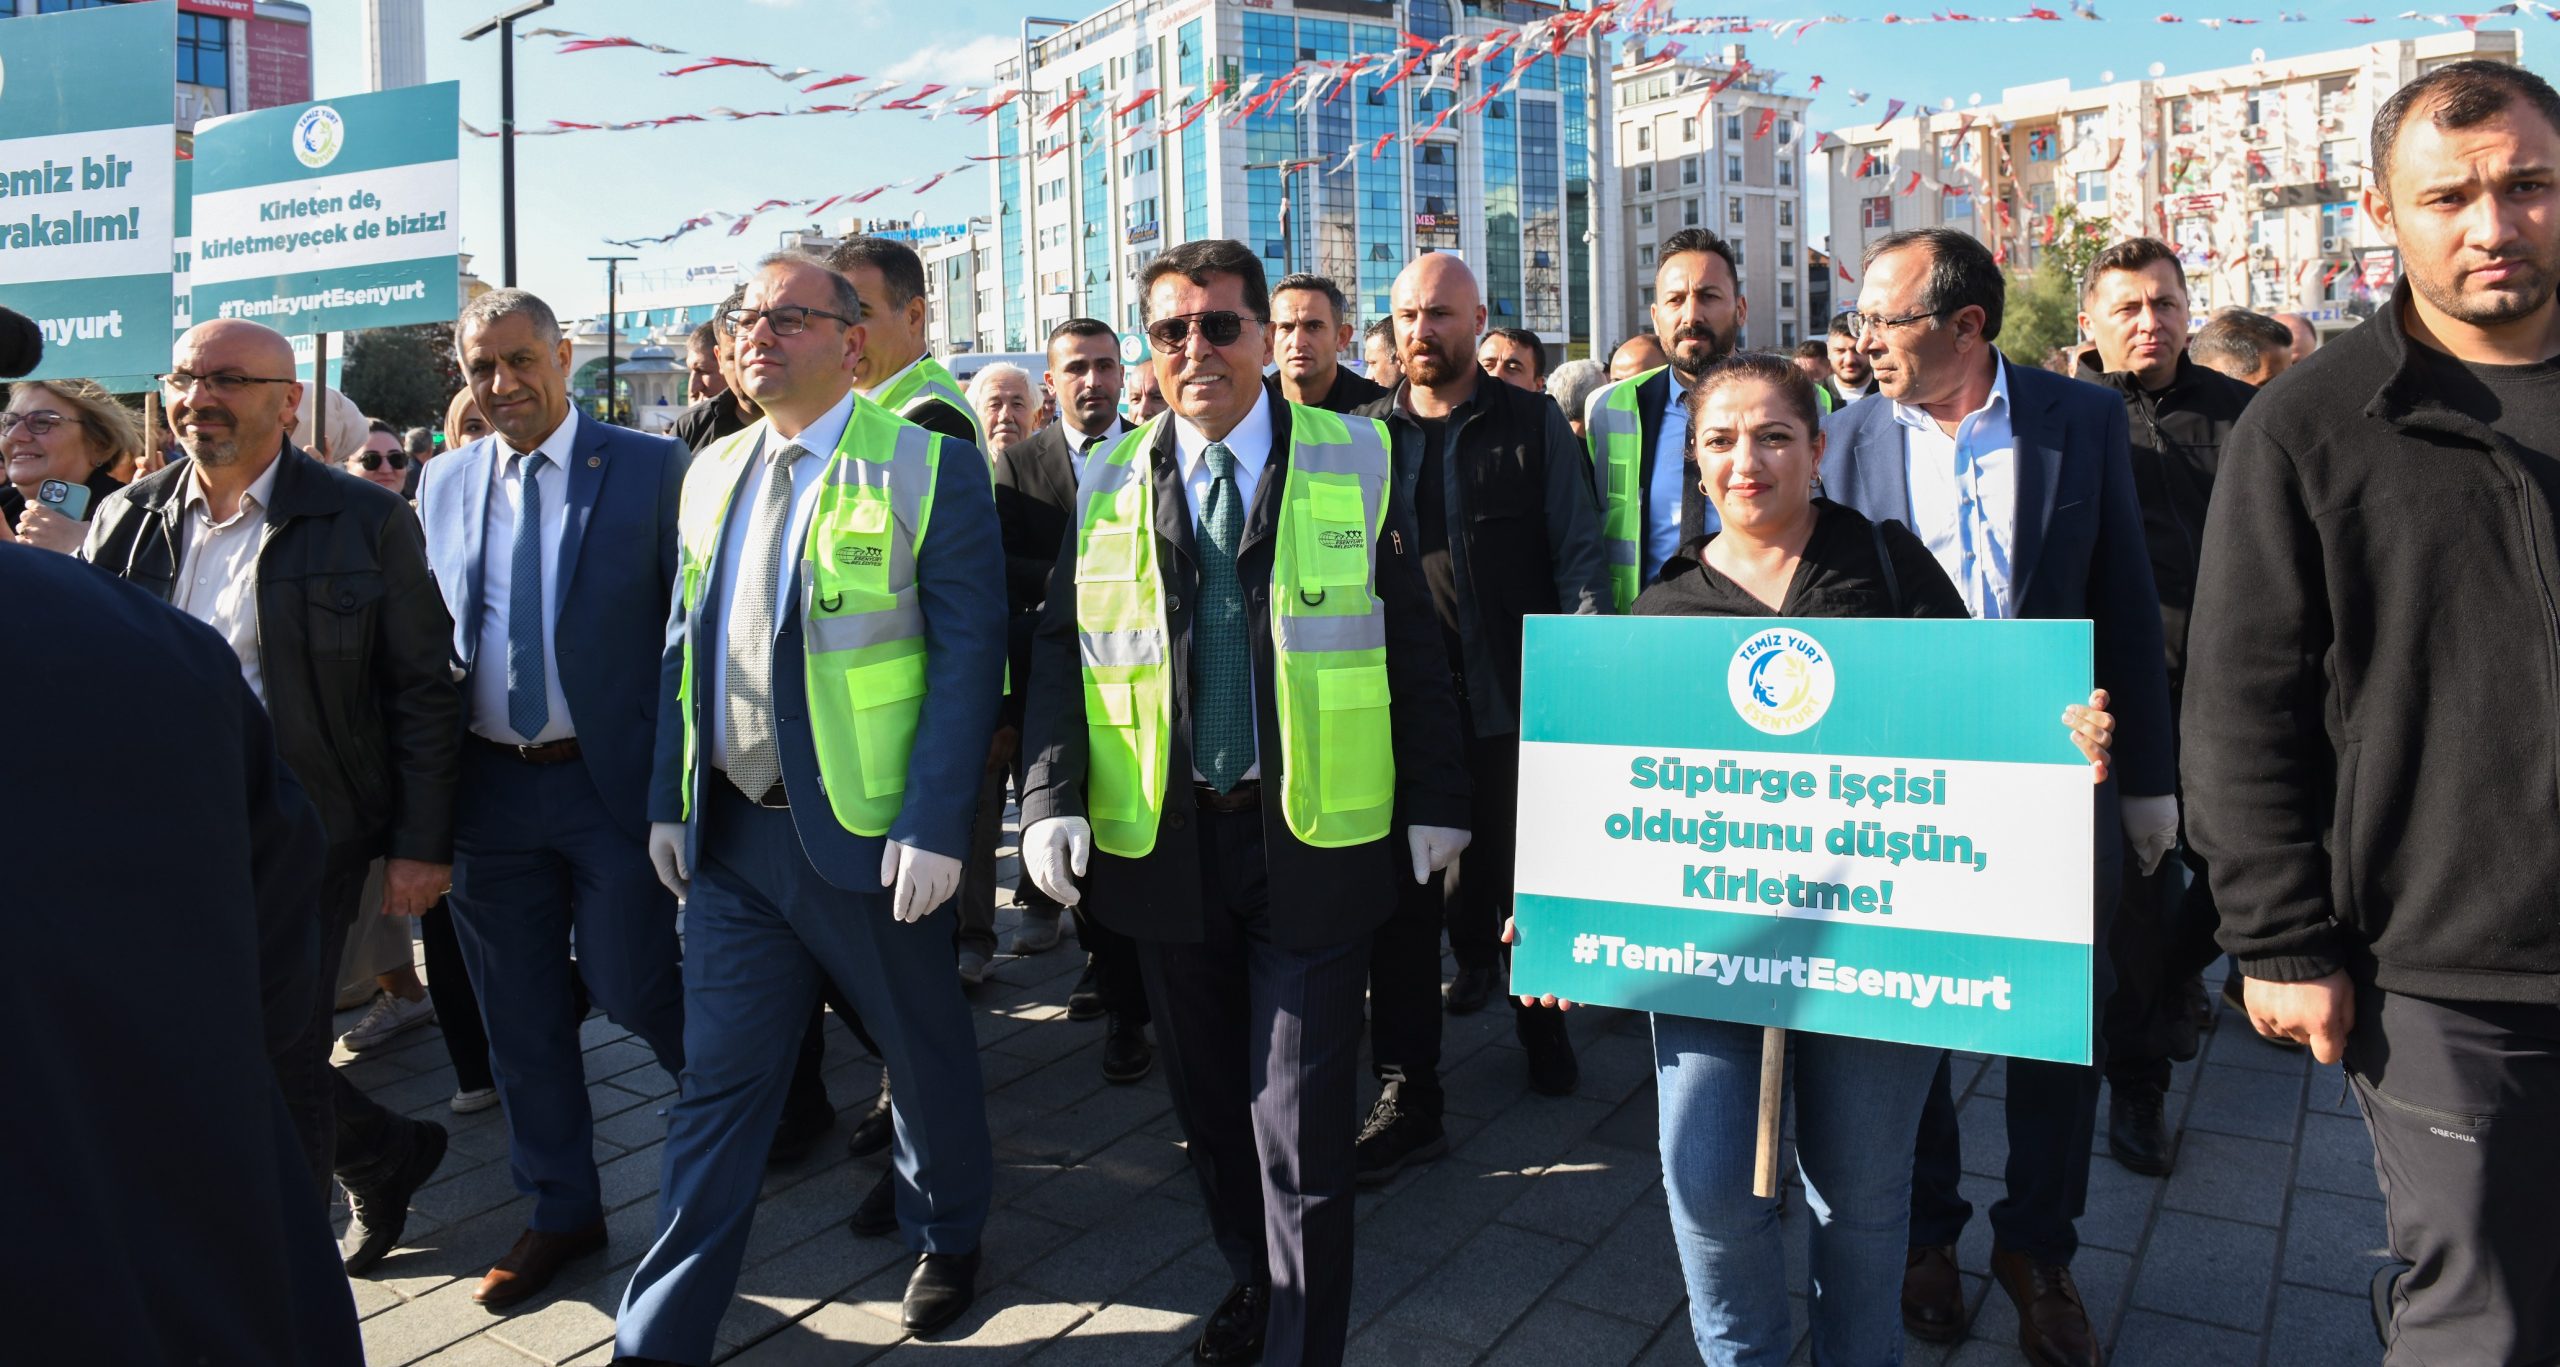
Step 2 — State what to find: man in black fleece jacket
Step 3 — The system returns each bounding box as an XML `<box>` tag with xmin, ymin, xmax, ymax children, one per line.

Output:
<box><xmin>2184</xmin><ymin>60</ymin><xmax>2560</xmax><ymax>1364</ymax></box>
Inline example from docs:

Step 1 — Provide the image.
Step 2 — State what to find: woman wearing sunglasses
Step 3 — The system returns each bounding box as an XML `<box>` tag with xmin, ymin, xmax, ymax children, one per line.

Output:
<box><xmin>345</xmin><ymin>419</ymin><xmax>414</xmax><ymax>496</ymax></box>
<box><xmin>1</xmin><ymin>378</ymin><xmax>144</xmax><ymax>554</ymax></box>
<box><xmin>1513</xmin><ymin>353</ymin><xmax>2117</xmax><ymax>1367</ymax></box>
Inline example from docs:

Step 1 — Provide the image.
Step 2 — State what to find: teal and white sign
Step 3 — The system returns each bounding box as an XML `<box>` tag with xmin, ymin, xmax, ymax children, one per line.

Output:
<box><xmin>190</xmin><ymin>82</ymin><xmax>459</xmax><ymax>334</ymax></box>
<box><xmin>1510</xmin><ymin>615</ymin><xmax>2097</xmax><ymax>1064</ymax></box>
<box><xmin>0</xmin><ymin>1</ymin><xmax>178</xmax><ymax>382</ymax></box>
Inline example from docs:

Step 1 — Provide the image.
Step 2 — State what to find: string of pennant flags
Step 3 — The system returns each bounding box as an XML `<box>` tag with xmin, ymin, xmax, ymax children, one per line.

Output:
<box><xmin>568</xmin><ymin>1</ymin><xmax>2553</xmax><ymax>250</ymax></box>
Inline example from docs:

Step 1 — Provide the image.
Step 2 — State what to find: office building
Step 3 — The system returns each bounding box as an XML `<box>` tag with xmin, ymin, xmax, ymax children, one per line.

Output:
<box><xmin>6</xmin><ymin>0</ymin><xmax>315</xmax><ymax>132</ymax></box>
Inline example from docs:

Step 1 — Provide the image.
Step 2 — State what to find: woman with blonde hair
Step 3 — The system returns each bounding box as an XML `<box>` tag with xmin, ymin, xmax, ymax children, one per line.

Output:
<box><xmin>2</xmin><ymin>378</ymin><xmax>143</xmax><ymax>553</ymax></box>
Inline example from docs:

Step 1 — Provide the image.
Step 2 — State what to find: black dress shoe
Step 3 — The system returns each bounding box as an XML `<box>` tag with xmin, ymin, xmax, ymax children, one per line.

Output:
<box><xmin>1902</xmin><ymin>1244</ymin><xmax>1967</xmax><ymax>1342</ymax></box>
<box><xmin>1353</xmin><ymin>1088</ymin><xmax>1447</xmax><ymax>1186</ymax></box>
<box><xmin>1102</xmin><ymin>1014</ymin><xmax>1155</xmax><ymax>1084</ymax></box>
<box><xmin>1194</xmin><ymin>1281</ymin><xmax>1269</xmax><ymax>1365</ymax></box>
<box><xmin>902</xmin><ymin>1249</ymin><xmax>981</xmax><ymax>1335</ymax></box>
<box><xmin>341</xmin><ymin>1118</ymin><xmax>449</xmax><ymax>1274</ymax></box>
<box><xmin>1067</xmin><ymin>956</ymin><xmax>1106</xmax><ymax>1021</ymax></box>
<box><xmin>1518</xmin><ymin>1007</ymin><xmax>1579</xmax><ymax>1096</ymax></box>
<box><xmin>1444</xmin><ymin>962</ymin><xmax>1495</xmax><ymax>1016</ymax></box>
<box><xmin>848</xmin><ymin>1168</ymin><xmax>898</xmax><ymax>1238</ymax></box>
<box><xmin>2108</xmin><ymin>1081</ymin><xmax>2174</xmax><ymax>1176</ymax></box>
<box><xmin>845</xmin><ymin>1075</ymin><xmax>893</xmax><ymax>1158</ymax></box>
<box><xmin>767</xmin><ymin>1092</ymin><xmax>833</xmax><ymax>1167</ymax></box>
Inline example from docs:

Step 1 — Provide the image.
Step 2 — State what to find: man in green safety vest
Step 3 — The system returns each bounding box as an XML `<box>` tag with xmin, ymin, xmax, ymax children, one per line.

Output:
<box><xmin>829</xmin><ymin>235</ymin><xmax>985</xmax><ymax>451</ymax></box>
<box><xmin>1018</xmin><ymin>239</ymin><xmax>1472</xmax><ymax>1367</ymax></box>
<box><xmin>1583</xmin><ymin>228</ymin><xmax>1755</xmax><ymax>612</ymax></box>
<box><xmin>616</xmin><ymin>249</ymin><xmax>1007</xmax><ymax>1358</ymax></box>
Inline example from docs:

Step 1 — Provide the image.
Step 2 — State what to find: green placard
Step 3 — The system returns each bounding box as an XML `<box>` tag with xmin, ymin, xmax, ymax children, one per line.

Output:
<box><xmin>1510</xmin><ymin>614</ymin><xmax>2099</xmax><ymax>1064</ymax></box>
<box><xmin>0</xmin><ymin>1</ymin><xmax>178</xmax><ymax>382</ymax></box>
<box><xmin>190</xmin><ymin>82</ymin><xmax>460</xmax><ymax>334</ymax></box>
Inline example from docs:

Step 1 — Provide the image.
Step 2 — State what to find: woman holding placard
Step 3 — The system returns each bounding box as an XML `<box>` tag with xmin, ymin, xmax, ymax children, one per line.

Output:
<box><xmin>1514</xmin><ymin>353</ymin><xmax>2116</xmax><ymax>1365</ymax></box>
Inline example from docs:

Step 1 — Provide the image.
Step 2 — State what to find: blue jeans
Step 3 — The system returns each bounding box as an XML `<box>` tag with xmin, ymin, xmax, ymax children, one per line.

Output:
<box><xmin>1653</xmin><ymin>1014</ymin><xmax>1942</xmax><ymax>1366</ymax></box>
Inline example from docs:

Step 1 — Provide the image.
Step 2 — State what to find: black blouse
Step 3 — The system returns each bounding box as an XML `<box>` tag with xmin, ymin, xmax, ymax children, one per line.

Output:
<box><xmin>1629</xmin><ymin>498</ymin><xmax>1969</xmax><ymax>622</ymax></box>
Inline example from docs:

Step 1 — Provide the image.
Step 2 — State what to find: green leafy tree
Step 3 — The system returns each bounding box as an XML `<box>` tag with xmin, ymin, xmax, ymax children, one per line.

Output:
<box><xmin>341</xmin><ymin>322</ymin><xmax>463</xmax><ymax>431</ymax></box>
<box><xmin>1999</xmin><ymin>203</ymin><xmax>2117</xmax><ymax>365</ymax></box>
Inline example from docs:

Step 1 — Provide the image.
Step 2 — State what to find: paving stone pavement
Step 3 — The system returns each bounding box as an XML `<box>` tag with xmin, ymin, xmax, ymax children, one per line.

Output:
<box><xmin>336</xmin><ymin>862</ymin><xmax>2391</xmax><ymax>1367</ymax></box>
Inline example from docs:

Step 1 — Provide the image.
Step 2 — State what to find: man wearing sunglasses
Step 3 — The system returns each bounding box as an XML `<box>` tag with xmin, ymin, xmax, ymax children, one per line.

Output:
<box><xmin>1345</xmin><ymin>251</ymin><xmax>1611</xmax><ymax>1186</ymax></box>
<box><xmin>616</xmin><ymin>249</ymin><xmax>1005</xmax><ymax>1360</ymax></box>
<box><xmin>411</xmin><ymin>288</ymin><xmax>694</xmax><ymax>1310</ymax></box>
<box><xmin>82</xmin><ymin>318</ymin><xmax>463</xmax><ymax>1253</ymax></box>
<box><xmin>1019</xmin><ymin>239</ymin><xmax>1471</xmax><ymax>1367</ymax></box>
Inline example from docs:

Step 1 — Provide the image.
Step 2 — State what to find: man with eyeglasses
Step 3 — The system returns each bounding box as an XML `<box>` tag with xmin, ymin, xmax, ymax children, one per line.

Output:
<box><xmin>83</xmin><ymin>318</ymin><xmax>463</xmax><ymax>1250</ymax></box>
<box><xmin>615</xmin><ymin>250</ymin><xmax>1005</xmax><ymax>1359</ymax></box>
<box><xmin>1019</xmin><ymin>238</ymin><xmax>1471</xmax><ymax>1367</ymax></box>
<box><xmin>1819</xmin><ymin>228</ymin><xmax>2175</xmax><ymax>1367</ymax></box>
<box><xmin>1585</xmin><ymin>229</ymin><xmax>1752</xmax><ymax>614</ymax></box>
<box><xmin>409</xmin><ymin>287</ymin><xmax>692</xmax><ymax>1308</ymax></box>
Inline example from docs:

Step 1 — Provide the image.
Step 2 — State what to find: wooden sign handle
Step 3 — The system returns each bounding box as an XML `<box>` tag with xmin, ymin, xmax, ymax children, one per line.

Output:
<box><xmin>1751</xmin><ymin>1025</ymin><xmax>1786</xmax><ymax>1198</ymax></box>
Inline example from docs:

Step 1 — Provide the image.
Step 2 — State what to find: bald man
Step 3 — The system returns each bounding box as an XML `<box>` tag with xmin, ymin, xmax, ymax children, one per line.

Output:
<box><xmin>84</xmin><ymin>319</ymin><xmax>462</xmax><ymax>1267</ymax></box>
<box><xmin>1346</xmin><ymin>253</ymin><xmax>1611</xmax><ymax>1180</ymax></box>
<box><xmin>1608</xmin><ymin>332</ymin><xmax>1670</xmax><ymax>381</ymax></box>
<box><xmin>2272</xmin><ymin>311</ymin><xmax>2319</xmax><ymax>363</ymax></box>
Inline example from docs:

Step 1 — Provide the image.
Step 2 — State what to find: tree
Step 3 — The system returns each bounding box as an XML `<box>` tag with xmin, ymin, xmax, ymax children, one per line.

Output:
<box><xmin>341</xmin><ymin>322</ymin><xmax>463</xmax><ymax>431</ymax></box>
<box><xmin>1998</xmin><ymin>203</ymin><xmax>2117</xmax><ymax>366</ymax></box>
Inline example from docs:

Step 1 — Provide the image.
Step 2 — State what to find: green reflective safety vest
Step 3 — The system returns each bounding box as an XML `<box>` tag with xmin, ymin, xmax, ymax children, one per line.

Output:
<box><xmin>874</xmin><ymin>354</ymin><xmax>984</xmax><ymax>451</ymax></box>
<box><xmin>1584</xmin><ymin>364</ymin><xmax>1837</xmax><ymax>612</ymax></box>
<box><xmin>1072</xmin><ymin>403</ymin><xmax>1397</xmax><ymax>858</ymax></box>
<box><xmin>672</xmin><ymin>396</ymin><xmax>943</xmax><ymax>836</ymax></box>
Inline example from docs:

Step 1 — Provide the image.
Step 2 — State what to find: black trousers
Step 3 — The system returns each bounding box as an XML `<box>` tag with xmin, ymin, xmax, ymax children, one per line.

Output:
<box><xmin>2101</xmin><ymin>840</ymin><xmax>2223</xmax><ymax>1092</ymax></box>
<box><xmin>417</xmin><ymin>898</ymin><xmax>494</xmax><ymax>1094</ymax></box>
<box><xmin>1074</xmin><ymin>904</ymin><xmax>1152</xmax><ymax>1025</ymax></box>
<box><xmin>2350</xmin><ymin>983</ymin><xmax>2560</xmax><ymax>1366</ymax></box>
<box><xmin>1139</xmin><ymin>806</ymin><xmax>1369</xmax><ymax>1367</ymax></box>
<box><xmin>1910</xmin><ymin>843</ymin><xmax>2122</xmax><ymax>1265</ymax></box>
<box><xmin>1367</xmin><ymin>733</ymin><xmax>1550</xmax><ymax>1101</ymax></box>
<box><xmin>276</xmin><ymin>853</ymin><xmax>406</xmax><ymax>1203</ymax></box>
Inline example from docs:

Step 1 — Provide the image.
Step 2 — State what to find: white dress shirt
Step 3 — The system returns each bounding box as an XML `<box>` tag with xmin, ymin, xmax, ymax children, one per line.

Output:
<box><xmin>174</xmin><ymin>452</ymin><xmax>284</xmax><ymax>703</ymax></box>
<box><xmin>1170</xmin><ymin>389</ymin><xmax>1270</xmax><ymax>782</ymax></box>
<box><xmin>707</xmin><ymin>390</ymin><xmax>855</xmax><ymax>769</ymax></box>
<box><xmin>1894</xmin><ymin>354</ymin><xmax>2018</xmax><ymax>620</ymax></box>
<box><xmin>471</xmin><ymin>409</ymin><xmax>579</xmax><ymax>744</ymax></box>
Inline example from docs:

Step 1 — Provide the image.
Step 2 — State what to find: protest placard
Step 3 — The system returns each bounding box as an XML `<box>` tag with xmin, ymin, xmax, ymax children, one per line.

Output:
<box><xmin>190</xmin><ymin>82</ymin><xmax>459</xmax><ymax>335</ymax></box>
<box><xmin>1511</xmin><ymin>614</ymin><xmax>2097</xmax><ymax>1065</ymax></box>
<box><xmin>0</xmin><ymin>1</ymin><xmax>178</xmax><ymax>382</ymax></box>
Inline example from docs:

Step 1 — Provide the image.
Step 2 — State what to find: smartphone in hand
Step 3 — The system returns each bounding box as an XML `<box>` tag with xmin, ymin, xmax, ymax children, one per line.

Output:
<box><xmin>36</xmin><ymin>478</ymin><xmax>93</xmax><ymax>521</ymax></box>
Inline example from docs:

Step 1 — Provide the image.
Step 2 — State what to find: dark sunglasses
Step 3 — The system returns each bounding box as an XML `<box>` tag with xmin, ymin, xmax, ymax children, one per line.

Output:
<box><xmin>1146</xmin><ymin>310</ymin><xmax>1260</xmax><ymax>352</ymax></box>
<box><xmin>357</xmin><ymin>451</ymin><xmax>411</xmax><ymax>471</ymax></box>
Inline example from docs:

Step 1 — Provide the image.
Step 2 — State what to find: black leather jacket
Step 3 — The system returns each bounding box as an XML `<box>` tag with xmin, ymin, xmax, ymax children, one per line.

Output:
<box><xmin>84</xmin><ymin>444</ymin><xmax>460</xmax><ymax>863</ymax></box>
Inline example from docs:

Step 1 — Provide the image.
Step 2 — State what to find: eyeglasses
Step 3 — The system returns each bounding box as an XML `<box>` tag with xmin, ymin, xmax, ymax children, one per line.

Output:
<box><xmin>357</xmin><ymin>451</ymin><xmax>411</xmax><ymax>471</ymax></box>
<box><xmin>722</xmin><ymin>306</ymin><xmax>853</xmax><ymax>337</ymax></box>
<box><xmin>161</xmin><ymin>371</ymin><xmax>298</xmax><ymax>397</ymax></box>
<box><xmin>1146</xmin><ymin>310</ymin><xmax>1260</xmax><ymax>352</ymax></box>
<box><xmin>1843</xmin><ymin>307</ymin><xmax>1950</xmax><ymax>341</ymax></box>
<box><xmin>0</xmin><ymin>410</ymin><xmax>69</xmax><ymax>437</ymax></box>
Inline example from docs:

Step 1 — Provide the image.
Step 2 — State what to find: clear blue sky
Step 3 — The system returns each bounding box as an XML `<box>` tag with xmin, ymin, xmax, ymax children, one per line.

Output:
<box><xmin>312</xmin><ymin>2</ymin><xmax>2549</xmax><ymax>318</ymax></box>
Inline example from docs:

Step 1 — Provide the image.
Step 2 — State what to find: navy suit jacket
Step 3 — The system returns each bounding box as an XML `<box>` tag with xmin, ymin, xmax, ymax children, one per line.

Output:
<box><xmin>649</xmin><ymin>407</ymin><xmax>1007</xmax><ymax>892</ymax></box>
<box><xmin>1819</xmin><ymin>357</ymin><xmax>2176</xmax><ymax>832</ymax></box>
<box><xmin>418</xmin><ymin>415</ymin><xmax>690</xmax><ymax>838</ymax></box>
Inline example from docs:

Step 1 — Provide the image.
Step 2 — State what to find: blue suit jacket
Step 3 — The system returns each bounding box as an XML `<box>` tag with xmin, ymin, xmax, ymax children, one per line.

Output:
<box><xmin>649</xmin><ymin>412</ymin><xmax>1007</xmax><ymax>892</ymax></box>
<box><xmin>1820</xmin><ymin>357</ymin><xmax>2176</xmax><ymax>814</ymax></box>
<box><xmin>418</xmin><ymin>416</ymin><xmax>690</xmax><ymax>838</ymax></box>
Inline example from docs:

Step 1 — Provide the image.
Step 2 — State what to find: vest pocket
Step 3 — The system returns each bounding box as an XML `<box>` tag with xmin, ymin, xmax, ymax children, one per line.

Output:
<box><xmin>1315</xmin><ymin>664</ymin><xmax>1394</xmax><ymax>811</ymax></box>
<box><xmin>1300</xmin><ymin>481</ymin><xmax>1374</xmax><ymax>587</ymax></box>
<box><xmin>1084</xmin><ymin>680</ymin><xmax>1145</xmax><ymax>823</ymax></box>
<box><xmin>845</xmin><ymin>653</ymin><xmax>928</xmax><ymax>798</ymax></box>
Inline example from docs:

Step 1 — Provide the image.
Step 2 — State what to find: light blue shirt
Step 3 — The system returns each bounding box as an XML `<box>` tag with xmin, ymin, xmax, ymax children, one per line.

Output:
<box><xmin>1648</xmin><ymin>376</ymin><xmax>1716</xmax><ymax>576</ymax></box>
<box><xmin>471</xmin><ymin>408</ymin><xmax>578</xmax><ymax>745</ymax></box>
<box><xmin>707</xmin><ymin>389</ymin><xmax>856</xmax><ymax>768</ymax></box>
<box><xmin>1893</xmin><ymin>355</ymin><xmax>2017</xmax><ymax>619</ymax></box>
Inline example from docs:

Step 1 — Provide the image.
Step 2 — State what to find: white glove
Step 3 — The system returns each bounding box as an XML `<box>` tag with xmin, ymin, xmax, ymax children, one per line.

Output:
<box><xmin>1022</xmin><ymin>816</ymin><xmax>1091</xmax><ymax>908</ymax></box>
<box><xmin>2122</xmin><ymin>794</ymin><xmax>2180</xmax><ymax>878</ymax></box>
<box><xmin>647</xmin><ymin>821</ymin><xmax>690</xmax><ymax>901</ymax></box>
<box><xmin>882</xmin><ymin>839</ymin><xmax>964</xmax><ymax>923</ymax></box>
<box><xmin>1408</xmin><ymin>824</ymin><xmax>1471</xmax><ymax>884</ymax></box>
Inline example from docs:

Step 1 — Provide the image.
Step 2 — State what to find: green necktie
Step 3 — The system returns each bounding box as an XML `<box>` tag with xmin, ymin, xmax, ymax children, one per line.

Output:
<box><xmin>1192</xmin><ymin>440</ymin><xmax>1252</xmax><ymax>792</ymax></box>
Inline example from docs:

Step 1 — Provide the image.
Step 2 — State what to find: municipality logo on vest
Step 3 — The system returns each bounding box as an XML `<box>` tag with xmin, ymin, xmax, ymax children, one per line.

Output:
<box><xmin>1728</xmin><ymin>628</ymin><xmax>1835</xmax><ymax>735</ymax></box>
<box><xmin>293</xmin><ymin>106</ymin><xmax>345</xmax><ymax>169</ymax></box>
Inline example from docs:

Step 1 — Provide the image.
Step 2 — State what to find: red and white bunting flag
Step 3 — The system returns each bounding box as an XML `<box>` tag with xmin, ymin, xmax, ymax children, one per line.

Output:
<box><xmin>1753</xmin><ymin>108</ymin><xmax>1776</xmax><ymax>139</ymax></box>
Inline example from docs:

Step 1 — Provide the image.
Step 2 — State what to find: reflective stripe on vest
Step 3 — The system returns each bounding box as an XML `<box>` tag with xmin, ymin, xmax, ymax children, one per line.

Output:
<box><xmin>671</xmin><ymin>397</ymin><xmax>941</xmax><ymax>836</ymax></box>
<box><xmin>1071</xmin><ymin>402</ymin><xmax>1397</xmax><ymax>857</ymax></box>
<box><xmin>1586</xmin><ymin>365</ymin><xmax>1664</xmax><ymax>613</ymax></box>
<box><xmin>876</xmin><ymin>355</ymin><xmax>985</xmax><ymax>452</ymax></box>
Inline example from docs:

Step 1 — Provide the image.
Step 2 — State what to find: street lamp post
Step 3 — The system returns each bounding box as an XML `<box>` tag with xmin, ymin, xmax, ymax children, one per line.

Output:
<box><xmin>1244</xmin><ymin>159</ymin><xmax>1321</xmax><ymax>279</ymax></box>
<box><xmin>590</xmin><ymin>254</ymin><xmax>634</xmax><ymax>422</ymax></box>
<box><xmin>462</xmin><ymin>0</ymin><xmax>557</xmax><ymax>288</ymax></box>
